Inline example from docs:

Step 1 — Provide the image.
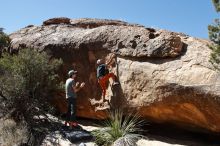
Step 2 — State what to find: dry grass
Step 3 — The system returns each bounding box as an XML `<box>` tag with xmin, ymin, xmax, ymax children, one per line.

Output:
<box><xmin>0</xmin><ymin>118</ymin><xmax>28</xmax><ymax>146</ymax></box>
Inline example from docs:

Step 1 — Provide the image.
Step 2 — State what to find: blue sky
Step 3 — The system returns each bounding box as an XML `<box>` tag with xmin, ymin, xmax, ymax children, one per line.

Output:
<box><xmin>0</xmin><ymin>0</ymin><xmax>219</xmax><ymax>38</ymax></box>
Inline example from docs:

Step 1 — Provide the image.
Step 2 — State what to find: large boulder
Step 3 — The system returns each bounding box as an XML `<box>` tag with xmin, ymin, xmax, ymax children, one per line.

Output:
<box><xmin>9</xmin><ymin>18</ymin><xmax>220</xmax><ymax>133</ymax></box>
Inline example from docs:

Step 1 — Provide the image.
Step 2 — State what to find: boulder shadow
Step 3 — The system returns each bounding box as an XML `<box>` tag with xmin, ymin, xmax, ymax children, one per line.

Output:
<box><xmin>143</xmin><ymin>122</ymin><xmax>220</xmax><ymax>146</ymax></box>
<box><xmin>60</xmin><ymin>125</ymin><xmax>93</xmax><ymax>143</ymax></box>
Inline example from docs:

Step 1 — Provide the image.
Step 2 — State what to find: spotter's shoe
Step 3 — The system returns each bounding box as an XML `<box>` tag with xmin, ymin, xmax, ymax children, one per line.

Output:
<box><xmin>70</xmin><ymin>122</ymin><xmax>78</xmax><ymax>127</ymax></box>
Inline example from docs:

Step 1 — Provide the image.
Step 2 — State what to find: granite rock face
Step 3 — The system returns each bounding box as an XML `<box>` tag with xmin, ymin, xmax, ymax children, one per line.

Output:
<box><xmin>9</xmin><ymin>18</ymin><xmax>220</xmax><ymax>132</ymax></box>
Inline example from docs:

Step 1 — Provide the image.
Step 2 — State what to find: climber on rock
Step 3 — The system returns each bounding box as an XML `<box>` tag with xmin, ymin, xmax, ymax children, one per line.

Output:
<box><xmin>96</xmin><ymin>55</ymin><xmax>119</xmax><ymax>102</ymax></box>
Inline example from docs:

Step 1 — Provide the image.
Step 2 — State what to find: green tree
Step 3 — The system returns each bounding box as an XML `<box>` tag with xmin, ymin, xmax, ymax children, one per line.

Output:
<box><xmin>0</xmin><ymin>28</ymin><xmax>3</xmax><ymax>33</ymax></box>
<box><xmin>0</xmin><ymin>28</ymin><xmax>10</xmax><ymax>54</ymax></box>
<box><xmin>209</xmin><ymin>0</ymin><xmax>220</xmax><ymax>69</ymax></box>
<box><xmin>212</xmin><ymin>0</ymin><xmax>220</xmax><ymax>11</ymax></box>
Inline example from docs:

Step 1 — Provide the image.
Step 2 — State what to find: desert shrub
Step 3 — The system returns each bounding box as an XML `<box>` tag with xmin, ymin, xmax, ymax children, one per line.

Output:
<box><xmin>0</xmin><ymin>49</ymin><xmax>63</xmax><ymax>145</ymax></box>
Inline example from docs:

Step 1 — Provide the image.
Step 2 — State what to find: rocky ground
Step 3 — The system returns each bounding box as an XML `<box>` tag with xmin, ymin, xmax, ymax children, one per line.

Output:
<box><xmin>42</xmin><ymin>117</ymin><xmax>220</xmax><ymax>146</ymax></box>
<box><xmin>1</xmin><ymin>113</ymin><xmax>219</xmax><ymax>146</ymax></box>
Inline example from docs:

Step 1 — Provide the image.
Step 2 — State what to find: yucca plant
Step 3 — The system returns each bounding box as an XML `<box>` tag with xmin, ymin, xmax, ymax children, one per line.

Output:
<box><xmin>92</xmin><ymin>109</ymin><xmax>145</xmax><ymax>146</ymax></box>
